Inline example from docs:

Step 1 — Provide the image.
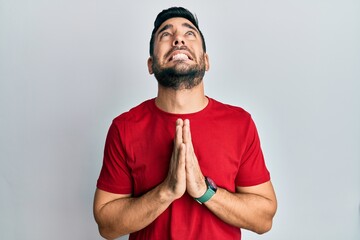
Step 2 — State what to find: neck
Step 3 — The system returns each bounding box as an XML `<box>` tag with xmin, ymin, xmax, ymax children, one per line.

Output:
<box><xmin>155</xmin><ymin>82</ymin><xmax>208</xmax><ymax>114</ymax></box>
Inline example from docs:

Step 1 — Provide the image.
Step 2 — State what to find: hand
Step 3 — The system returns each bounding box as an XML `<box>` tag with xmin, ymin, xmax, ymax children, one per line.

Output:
<box><xmin>182</xmin><ymin>119</ymin><xmax>207</xmax><ymax>198</ymax></box>
<box><xmin>162</xmin><ymin>119</ymin><xmax>187</xmax><ymax>200</ymax></box>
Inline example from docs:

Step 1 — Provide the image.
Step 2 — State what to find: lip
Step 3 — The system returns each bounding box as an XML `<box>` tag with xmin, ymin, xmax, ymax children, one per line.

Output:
<box><xmin>167</xmin><ymin>50</ymin><xmax>194</xmax><ymax>62</ymax></box>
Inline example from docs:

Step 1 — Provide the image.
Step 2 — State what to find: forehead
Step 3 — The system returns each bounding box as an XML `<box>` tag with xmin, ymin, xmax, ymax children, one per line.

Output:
<box><xmin>156</xmin><ymin>17</ymin><xmax>198</xmax><ymax>35</ymax></box>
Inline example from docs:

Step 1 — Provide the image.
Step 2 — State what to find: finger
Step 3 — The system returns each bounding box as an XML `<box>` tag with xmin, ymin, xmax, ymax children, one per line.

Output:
<box><xmin>167</xmin><ymin>142</ymin><xmax>186</xmax><ymax>197</ymax></box>
<box><xmin>175</xmin><ymin>119</ymin><xmax>184</xmax><ymax>146</ymax></box>
<box><xmin>177</xmin><ymin>143</ymin><xmax>186</xmax><ymax>170</ymax></box>
<box><xmin>176</xmin><ymin>118</ymin><xmax>184</xmax><ymax>126</ymax></box>
<box><xmin>183</xmin><ymin>119</ymin><xmax>192</xmax><ymax>144</ymax></box>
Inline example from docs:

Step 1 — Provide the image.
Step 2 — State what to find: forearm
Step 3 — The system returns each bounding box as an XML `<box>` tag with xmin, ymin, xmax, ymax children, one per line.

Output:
<box><xmin>95</xmin><ymin>184</ymin><xmax>174</xmax><ymax>239</ymax></box>
<box><xmin>95</xmin><ymin>121</ymin><xmax>188</xmax><ymax>239</ymax></box>
<box><xmin>205</xmin><ymin>187</ymin><xmax>277</xmax><ymax>234</ymax></box>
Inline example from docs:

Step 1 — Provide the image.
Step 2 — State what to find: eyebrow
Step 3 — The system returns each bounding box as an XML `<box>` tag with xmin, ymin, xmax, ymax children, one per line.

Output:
<box><xmin>182</xmin><ymin>23</ymin><xmax>199</xmax><ymax>33</ymax></box>
<box><xmin>157</xmin><ymin>24</ymin><xmax>173</xmax><ymax>35</ymax></box>
<box><xmin>157</xmin><ymin>22</ymin><xmax>199</xmax><ymax>35</ymax></box>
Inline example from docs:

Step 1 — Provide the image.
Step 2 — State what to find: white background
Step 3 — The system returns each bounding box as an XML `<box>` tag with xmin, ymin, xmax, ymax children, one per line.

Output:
<box><xmin>1</xmin><ymin>0</ymin><xmax>359</xmax><ymax>239</ymax></box>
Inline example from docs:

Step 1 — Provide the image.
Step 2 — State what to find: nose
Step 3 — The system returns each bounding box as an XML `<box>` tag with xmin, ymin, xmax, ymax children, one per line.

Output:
<box><xmin>173</xmin><ymin>34</ymin><xmax>185</xmax><ymax>46</ymax></box>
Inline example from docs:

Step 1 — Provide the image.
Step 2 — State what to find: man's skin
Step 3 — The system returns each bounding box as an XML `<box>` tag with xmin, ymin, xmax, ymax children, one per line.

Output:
<box><xmin>93</xmin><ymin>17</ymin><xmax>277</xmax><ymax>240</ymax></box>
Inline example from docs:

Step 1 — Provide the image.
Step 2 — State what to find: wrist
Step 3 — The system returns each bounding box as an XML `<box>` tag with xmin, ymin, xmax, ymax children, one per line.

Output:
<box><xmin>158</xmin><ymin>182</ymin><xmax>179</xmax><ymax>204</ymax></box>
<box><xmin>194</xmin><ymin>177</ymin><xmax>217</xmax><ymax>204</ymax></box>
<box><xmin>193</xmin><ymin>177</ymin><xmax>208</xmax><ymax>198</ymax></box>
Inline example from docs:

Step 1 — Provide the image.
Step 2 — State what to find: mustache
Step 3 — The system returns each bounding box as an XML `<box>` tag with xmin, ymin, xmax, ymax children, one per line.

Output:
<box><xmin>164</xmin><ymin>46</ymin><xmax>194</xmax><ymax>60</ymax></box>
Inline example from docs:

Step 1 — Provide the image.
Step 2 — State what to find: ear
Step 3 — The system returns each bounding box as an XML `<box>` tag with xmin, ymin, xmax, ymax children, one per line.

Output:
<box><xmin>147</xmin><ymin>57</ymin><xmax>153</xmax><ymax>74</ymax></box>
<box><xmin>204</xmin><ymin>53</ymin><xmax>210</xmax><ymax>71</ymax></box>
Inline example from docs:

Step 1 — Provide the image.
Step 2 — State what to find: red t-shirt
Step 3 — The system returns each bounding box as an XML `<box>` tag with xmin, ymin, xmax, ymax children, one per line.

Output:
<box><xmin>97</xmin><ymin>97</ymin><xmax>270</xmax><ymax>239</ymax></box>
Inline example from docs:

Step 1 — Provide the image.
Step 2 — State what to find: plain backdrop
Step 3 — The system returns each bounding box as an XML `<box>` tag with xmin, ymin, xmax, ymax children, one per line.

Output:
<box><xmin>1</xmin><ymin>1</ymin><xmax>359</xmax><ymax>239</ymax></box>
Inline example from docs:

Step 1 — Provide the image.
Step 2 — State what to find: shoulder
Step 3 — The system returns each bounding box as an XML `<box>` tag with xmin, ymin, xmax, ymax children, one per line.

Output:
<box><xmin>208</xmin><ymin>97</ymin><xmax>252</xmax><ymax>121</ymax></box>
<box><xmin>112</xmin><ymin>99</ymin><xmax>155</xmax><ymax>125</ymax></box>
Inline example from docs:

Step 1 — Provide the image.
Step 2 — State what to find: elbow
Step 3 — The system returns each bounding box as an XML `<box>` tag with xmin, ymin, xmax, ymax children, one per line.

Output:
<box><xmin>97</xmin><ymin>225</ymin><xmax>114</xmax><ymax>240</ymax></box>
<box><xmin>95</xmin><ymin>215</ymin><xmax>123</xmax><ymax>240</ymax></box>
<box><xmin>94</xmin><ymin>216</ymin><xmax>113</xmax><ymax>239</ymax></box>
<box><xmin>95</xmin><ymin>214</ymin><xmax>130</xmax><ymax>239</ymax></box>
<box><xmin>256</xmin><ymin>198</ymin><xmax>277</xmax><ymax>234</ymax></box>
<box><xmin>98</xmin><ymin>229</ymin><xmax>112</xmax><ymax>240</ymax></box>
<box><xmin>95</xmin><ymin>216</ymin><xmax>131</xmax><ymax>240</ymax></box>
<box><xmin>94</xmin><ymin>210</ymin><xmax>124</xmax><ymax>239</ymax></box>
<box><xmin>255</xmin><ymin>219</ymin><xmax>273</xmax><ymax>235</ymax></box>
<box><xmin>98</xmin><ymin>225</ymin><xmax>124</xmax><ymax>240</ymax></box>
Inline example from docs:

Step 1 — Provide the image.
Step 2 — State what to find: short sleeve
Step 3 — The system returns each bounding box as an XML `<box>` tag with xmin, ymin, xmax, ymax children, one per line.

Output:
<box><xmin>235</xmin><ymin>117</ymin><xmax>270</xmax><ymax>187</ymax></box>
<box><xmin>96</xmin><ymin>120</ymin><xmax>133</xmax><ymax>194</ymax></box>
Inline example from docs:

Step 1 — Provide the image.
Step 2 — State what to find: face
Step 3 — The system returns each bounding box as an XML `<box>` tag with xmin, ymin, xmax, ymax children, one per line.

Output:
<box><xmin>148</xmin><ymin>17</ymin><xmax>210</xmax><ymax>90</ymax></box>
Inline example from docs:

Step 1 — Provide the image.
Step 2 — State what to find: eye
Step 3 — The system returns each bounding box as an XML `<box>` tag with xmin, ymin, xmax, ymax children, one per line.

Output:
<box><xmin>160</xmin><ymin>32</ymin><xmax>171</xmax><ymax>40</ymax></box>
<box><xmin>185</xmin><ymin>31</ymin><xmax>197</xmax><ymax>40</ymax></box>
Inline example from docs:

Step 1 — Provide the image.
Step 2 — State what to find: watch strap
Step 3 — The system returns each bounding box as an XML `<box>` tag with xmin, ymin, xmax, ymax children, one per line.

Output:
<box><xmin>195</xmin><ymin>188</ymin><xmax>216</xmax><ymax>204</ymax></box>
<box><xmin>194</xmin><ymin>177</ymin><xmax>217</xmax><ymax>204</ymax></box>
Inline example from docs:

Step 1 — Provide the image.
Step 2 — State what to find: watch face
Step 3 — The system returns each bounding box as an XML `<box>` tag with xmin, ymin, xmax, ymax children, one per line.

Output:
<box><xmin>206</xmin><ymin>177</ymin><xmax>217</xmax><ymax>191</ymax></box>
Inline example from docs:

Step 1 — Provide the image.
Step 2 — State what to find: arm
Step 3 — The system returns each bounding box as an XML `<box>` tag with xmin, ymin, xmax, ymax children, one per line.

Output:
<box><xmin>94</xmin><ymin>185</ymin><xmax>172</xmax><ymax>239</ymax></box>
<box><xmin>93</xmin><ymin>119</ymin><xmax>187</xmax><ymax>239</ymax></box>
<box><xmin>205</xmin><ymin>181</ymin><xmax>277</xmax><ymax>234</ymax></box>
<box><xmin>183</xmin><ymin>119</ymin><xmax>277</xmax><ymax>234</ymax></box>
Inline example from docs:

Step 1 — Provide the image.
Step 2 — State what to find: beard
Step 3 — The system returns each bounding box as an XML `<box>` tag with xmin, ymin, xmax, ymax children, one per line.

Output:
<box><xmin>152</xmin><ymin>54</ymin><xmax>206</xmax><ymax>90</ymax></box>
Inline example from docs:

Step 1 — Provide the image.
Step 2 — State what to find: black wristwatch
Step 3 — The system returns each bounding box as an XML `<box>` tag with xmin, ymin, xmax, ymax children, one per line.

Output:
<box><xmin>194</xmin><ymin>177</ymin><xmax>217</xmax><ymax>204</ymax></box>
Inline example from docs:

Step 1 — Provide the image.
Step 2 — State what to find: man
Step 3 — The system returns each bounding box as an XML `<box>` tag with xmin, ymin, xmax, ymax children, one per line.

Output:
<box><xmin>94</xmin><ymin>7</ymin><xmax>277</xmax><ymax>240</ymax></box>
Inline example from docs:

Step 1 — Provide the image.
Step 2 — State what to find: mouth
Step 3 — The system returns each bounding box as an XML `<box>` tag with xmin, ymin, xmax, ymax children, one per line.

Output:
<box><xmin>168</xmin><ymin>51</ymin><xmax>193</xmax><ymax>62</ymax></box>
